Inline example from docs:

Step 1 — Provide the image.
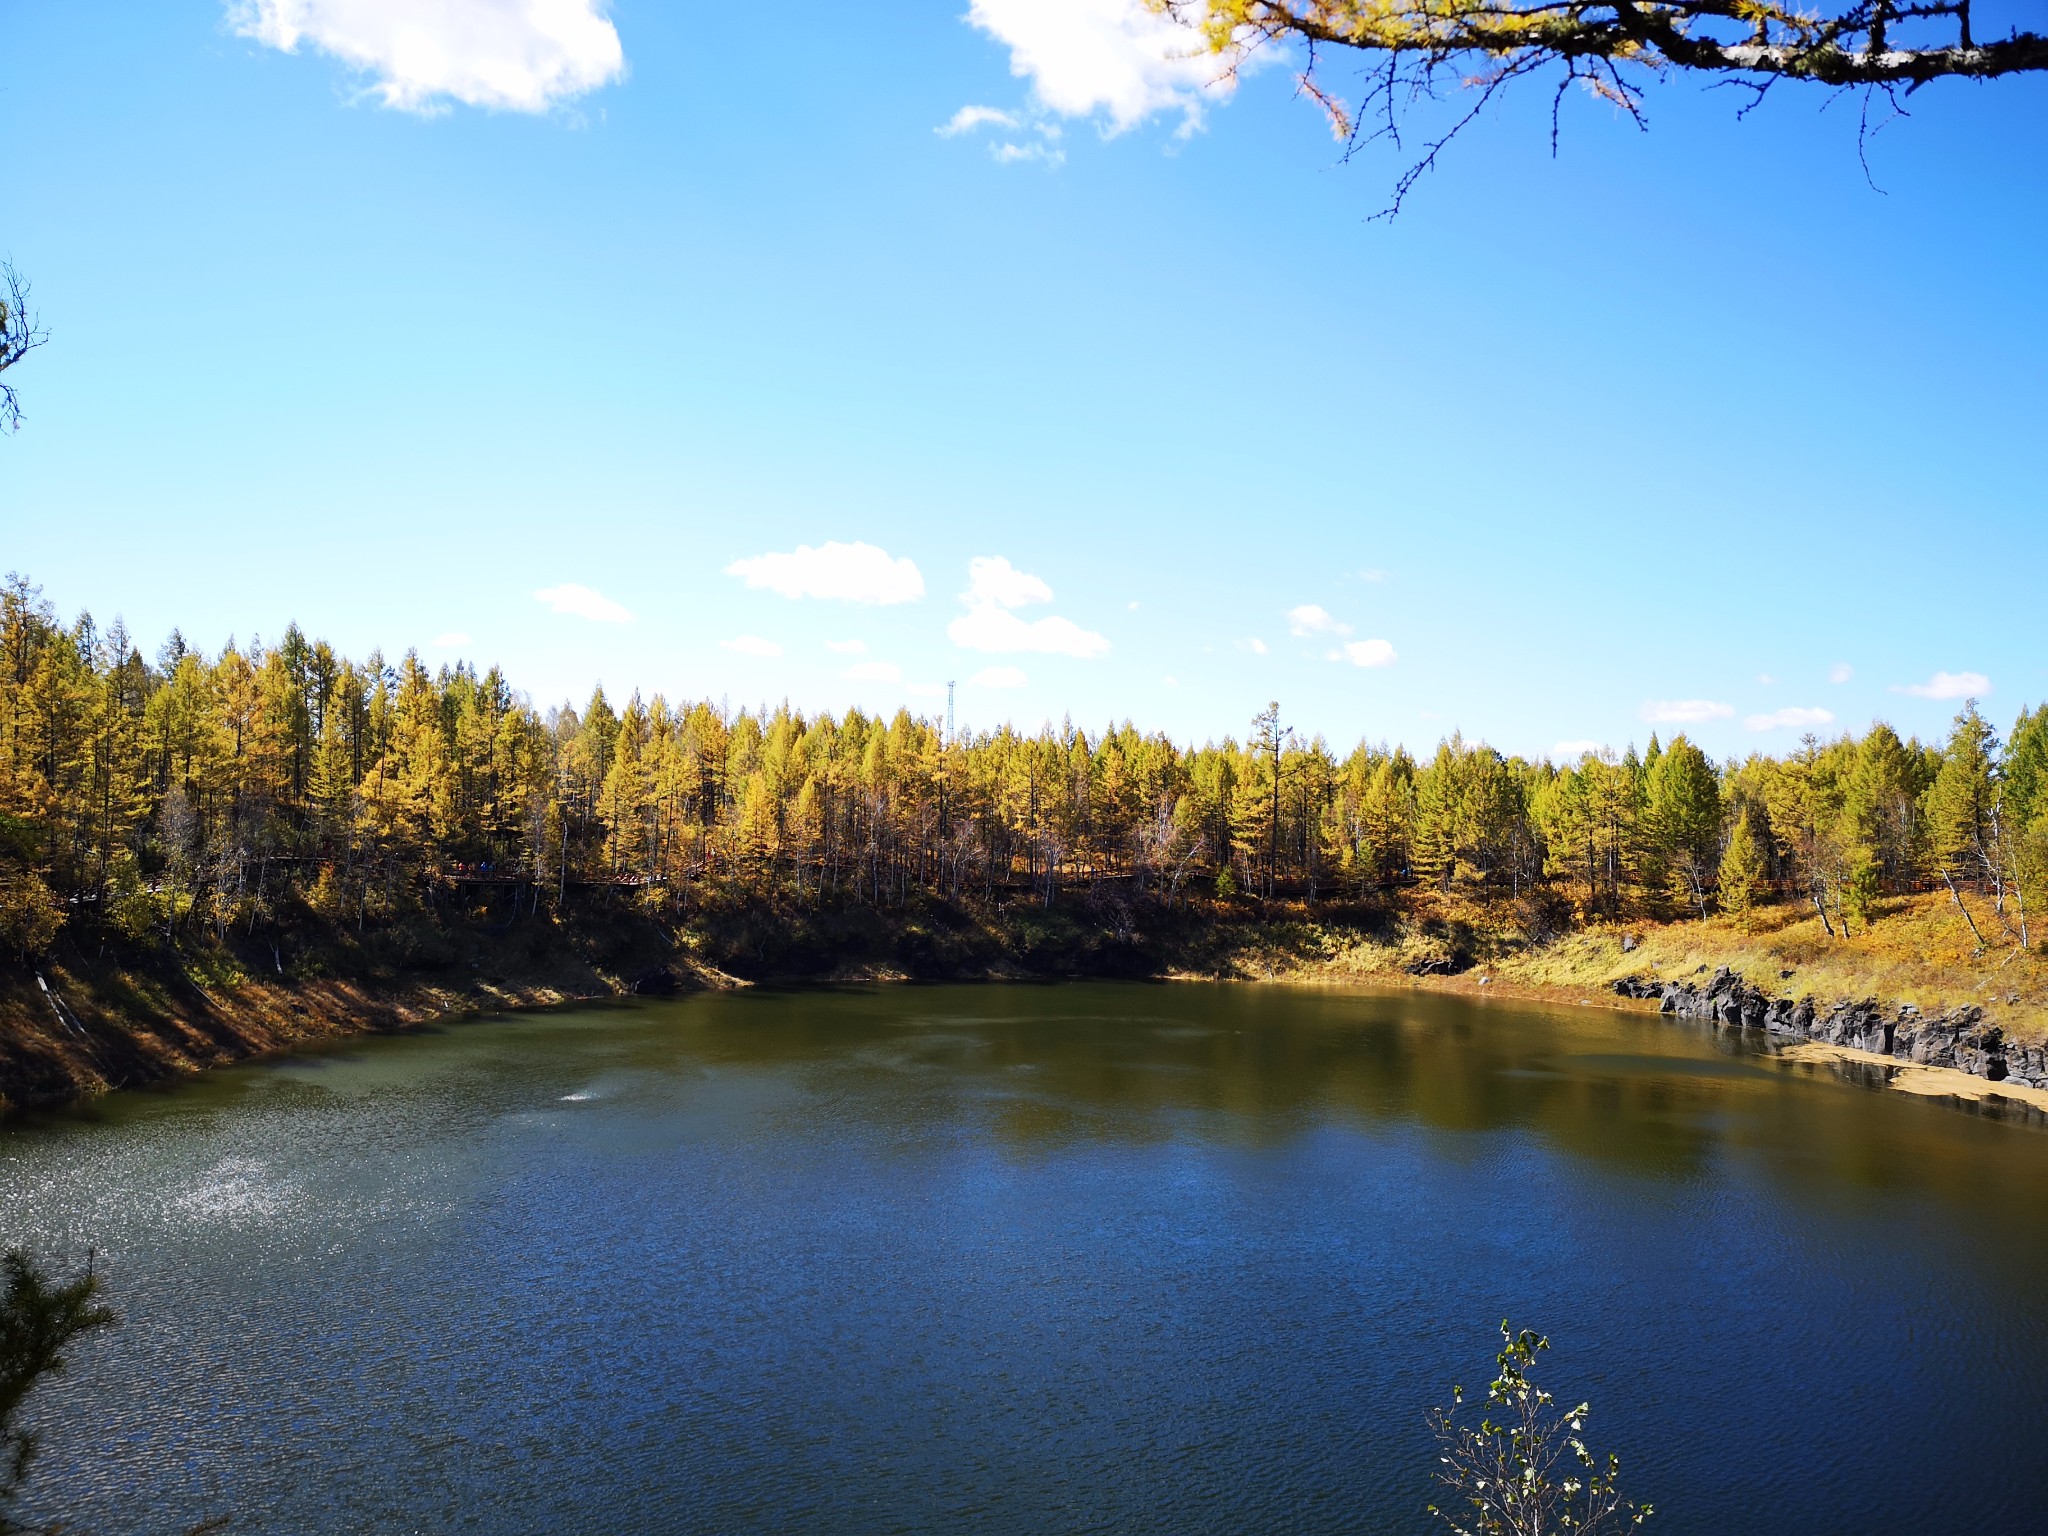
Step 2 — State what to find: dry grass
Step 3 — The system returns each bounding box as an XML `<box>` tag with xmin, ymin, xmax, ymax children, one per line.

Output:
<box><xmin>1208</xmin><ymin>888</ymin><xmax>2048</xmax><ymax>1044</ymax></box>
<box><xmin>1489</xmin><ymin>891</ymin><xmax>2048</xmax><ymax>1043</ymax></box>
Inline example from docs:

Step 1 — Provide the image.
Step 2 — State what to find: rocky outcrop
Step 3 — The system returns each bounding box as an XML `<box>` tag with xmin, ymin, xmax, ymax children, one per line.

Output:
<box><xmin>1611</xmin><ymin>967</ymin><xmax>2044</xmax><ymax>1090</ymax></box>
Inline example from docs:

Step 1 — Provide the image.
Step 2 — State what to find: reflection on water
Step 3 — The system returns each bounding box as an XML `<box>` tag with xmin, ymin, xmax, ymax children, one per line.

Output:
<box><xmin>3</xmin><ymin>983</ymin><xmax>2046</xmax><ymax>1535</ymax></box>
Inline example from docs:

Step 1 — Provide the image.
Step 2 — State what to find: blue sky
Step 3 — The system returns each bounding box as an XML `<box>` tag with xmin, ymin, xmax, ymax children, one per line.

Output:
<box><xmin>4</xmin><ymin>2</ymin><xmax>2044</xmax><ymax>759</ymax></box>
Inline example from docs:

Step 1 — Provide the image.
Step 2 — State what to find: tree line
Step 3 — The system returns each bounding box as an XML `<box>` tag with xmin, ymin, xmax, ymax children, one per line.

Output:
<box><xmin>1</xmin><ymin>573</ymin><xmax>2042</xmax><ymax>959</ymax></box>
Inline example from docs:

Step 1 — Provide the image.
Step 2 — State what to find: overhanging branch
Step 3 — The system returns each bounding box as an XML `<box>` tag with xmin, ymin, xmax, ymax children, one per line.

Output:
<box><xmin>1153</xmin><ymin>3</ymin><xmax>2046</xmax><ymax>213</ymax></box>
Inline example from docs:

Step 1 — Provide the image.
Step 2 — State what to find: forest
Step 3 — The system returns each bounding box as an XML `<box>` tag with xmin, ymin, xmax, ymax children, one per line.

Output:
<box><xmin>1</xmin><ymin>572</ymin><xmax>2042</xmax><ymax>963</ymax></box>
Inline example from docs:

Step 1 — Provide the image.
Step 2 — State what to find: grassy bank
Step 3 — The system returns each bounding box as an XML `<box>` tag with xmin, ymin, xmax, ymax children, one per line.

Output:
<box><xmin>3</xmin><ymin>887</ymin><xmax>2042</xmax><ymax>1116</ymax></box>
<box><xmin>1476</xmin><ymin>891</ymin><xmax>2048</xmax><ymax>1038</ymax></box>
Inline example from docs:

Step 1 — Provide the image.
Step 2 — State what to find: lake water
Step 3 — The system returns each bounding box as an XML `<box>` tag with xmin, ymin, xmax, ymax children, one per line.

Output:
<box><xmin>4</xmin><ymin>982</ymin><xmax>2047</xmax><ymax>1534</ymax></box>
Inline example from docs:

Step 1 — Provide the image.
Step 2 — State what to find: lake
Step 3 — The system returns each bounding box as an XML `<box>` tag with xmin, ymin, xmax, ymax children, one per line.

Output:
<box><xmin>4</xmin><ymin>982</ymin><xmax>2046</xmax><ymax>1534</ymax></box>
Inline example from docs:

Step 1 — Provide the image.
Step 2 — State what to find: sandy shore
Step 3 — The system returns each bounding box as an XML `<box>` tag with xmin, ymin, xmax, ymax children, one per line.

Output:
<box><xmin>1775</xmin><ymin>1040</ymin><xmax>2048</xmax><ymax>1114</ymax></box>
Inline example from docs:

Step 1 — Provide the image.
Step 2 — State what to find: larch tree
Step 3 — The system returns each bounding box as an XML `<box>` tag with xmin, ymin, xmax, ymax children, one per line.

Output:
<box><xmin>1644</xmin><ymin>733</ymin><xmax>1720</xmax><ymax>919</ymax></box>
<box><xmin>1756</xmin><ymin>738</ymin><xmax>1859</xmax><ymax>937</ymax></box>
<box><xmin>1718</xmin><ymin>810</ymin><xmax>1767</xmax><ymax>929</ymax></box>
<box><xmin>2003</xmin><ymin>705</ymin><xmax>2047</xmax><ymax>950</ymax></box>
<box><xmin>1360</xmin><ymin>753</ymin><xmax>1416</xmax><ymax>887</ymax></box>
<box><xmin>5</xmin><ymin>566</ymin><xmax>2046</xmax><ymax>964</ymax></box>
<box><xmin>1251</xmin><ymin>702</ymin><xmax>1291</xmax><ymax>896</ymax></box>
<box><xmin>1922</xmin><ymin>701</ymin><xmax>1998</xmax><ymax>951</ymax></box>
<box><xmin>1414</xmin><ymin>738</ymin><xmax>1464</xmax><ymax>892</ymax></box>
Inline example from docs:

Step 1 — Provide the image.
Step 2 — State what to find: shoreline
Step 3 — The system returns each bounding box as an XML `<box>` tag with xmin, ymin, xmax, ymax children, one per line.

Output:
<box><xmin>7</xmin><ymin>947</ymin><xmax>2041</xmax><ymax>1127</ymax></box>
<box><xmin>1276</xmin><ymin>968</ymin><xmax>2048</xmax><ymax>1119</ymax></box>
<box><xmin>1774</xmin><ymin>1040</ymin><xmax>2048</xmax><ymax>1115</ymax></box>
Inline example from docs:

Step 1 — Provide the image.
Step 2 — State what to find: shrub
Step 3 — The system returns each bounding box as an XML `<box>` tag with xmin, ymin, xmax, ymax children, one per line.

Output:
<box><xmin>1428</xmin><ymin>1321</ymin><xmax>1651</xmax><ymax>1536</ymax></box>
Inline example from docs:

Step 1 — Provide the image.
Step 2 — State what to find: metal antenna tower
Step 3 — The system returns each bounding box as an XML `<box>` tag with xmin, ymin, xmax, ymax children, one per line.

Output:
<box><xmin>946</xmin><ymin>681</ymin><xmax>955</xmax><ymax>748</ymax></box>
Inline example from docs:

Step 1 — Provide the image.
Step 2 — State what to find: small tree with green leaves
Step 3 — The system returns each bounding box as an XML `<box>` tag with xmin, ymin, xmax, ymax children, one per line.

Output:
<box><xmin>1</xmin><ymin>1251</ymin><xmax>114</xmax><ymax>1534</ymax></box>
<box><xmin>1427</xmin><ymin>1321</ymin><xmax>1652</xmax><ymax>1536</ymax></box>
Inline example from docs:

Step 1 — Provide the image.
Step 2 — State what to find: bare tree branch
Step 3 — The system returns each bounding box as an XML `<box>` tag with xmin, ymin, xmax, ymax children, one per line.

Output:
<box><xmin>1170</xmin><ymin>3</ymin><xmax>2048</xmax><ymax>88</ymax></box>
<box><xmin>0</xmin><ymin>262</ymin><xmax>51</xmax><ymax>435</ymax></box>
<box><xmin>1157</xmin><ymin>3</ymin><xmax>2047</xmax><ymax>213</ymax></box>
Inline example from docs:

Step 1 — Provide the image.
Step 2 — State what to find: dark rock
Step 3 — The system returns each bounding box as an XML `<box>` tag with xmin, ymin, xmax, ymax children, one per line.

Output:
<box><xmin>1954</xmin><ymin>1023</ymin><xmax>2007</xmax><ymax>1080</ymax></box>
<box><xmin>1912</xmin><ymin>1022</ymin><xmax>1957</xmax><ymax>1068</ymax></box>
<box><xmin>1640</xmin><ymin>970</ymin><xmax>2032</xmax><ymax>1094</ymax></box>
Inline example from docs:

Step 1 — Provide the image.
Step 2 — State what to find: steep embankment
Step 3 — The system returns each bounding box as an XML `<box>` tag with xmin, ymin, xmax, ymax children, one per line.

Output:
<box><xmin>4</xmin><ymin>963</ymin><xmax>586</xmax><ymax>1111</ymax></box>
<box><xmin>3</xmin><ymin>889</ymin><xmax>2042</xmax><ymax>1117</ymax></box>
<box><xmin>0</xmin><ymin>894</ymin><xmax>1251</xmax><ymax>1113</ymax></box>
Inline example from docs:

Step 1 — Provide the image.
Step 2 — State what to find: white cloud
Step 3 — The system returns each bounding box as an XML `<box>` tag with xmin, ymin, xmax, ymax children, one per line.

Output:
<box><xmin>845</xmin><ymin>660</ymin><xmax>902</xmax><ymax>683</ymax></box>
<box><xmin>1892</xmin><ymin>670</ymin><xmax>1991</xmax><ymax>700</ymax></box>
<box><xmin>432</xmin><ymin>630</ymin><xmax>471</xmax><ymax>648</ymax></box>
<box><xmin>992</xmin><ymin>140</ymin><xmax>1065</xmax><ymax>167</ymax></box>
<box><xmin>227</xmin><ymin>0</ymin><xmax>625</xmax><ymax>114</ymax></box>
<box><xmin>1287</xmin><ymin>604</ymin><xmax>1351</xmax><ymax>638</ymax></box>
<box><xmin>825</xmin><ymin>638</ymin><xmax>867</xmax><ymax>654</ymax></box>
<box><xmin>971</xmin><ymin>665</ymin><xmax>1028</xmax><ymax>688</ymax></box>
<box><xmin>1236</xmin><ymin>637</ymin><xmax>1268</xmax><ymax>655</ymax></box>
<box><xmin>1641</xmin><ymin>699</ymin><xmax>1734</xmax><ymax>724</ymax></box>
<box><xmin>719</xmin><ymin>635</ymin><xmax>782</xmax><ymax>657</ymax></box>
<box><xmin>908</xmin><ymin>682</ymin><xmax>948</xmax><ymax>698</ymax></box>
<box><xmin>726</xmin><ymin>541</ymin><xmax>925</xmax><ymax>604</ymax></box>
<box><xmin>534</xmin><ymin>583</ymin><xmax>632</xmax><ymax>624</ymax></box>
<box><xmin>937</xmin><ymin>104</ymin><xmax>1019</xmax><ymax>136</ymax></box>
<box><xmin>949</xmin><ymin>556</ymin><xmax>1108</xmax><ymax>657</ymax></box>
<box><xmin>951</xmin><ymin>605</ymin><xmax>1110</xmax><ymax>657</ymax></box>
<box><xmin>1745</xmin><ymin>706</ymin><xmax>1836</xmax><ymax>732</ymax></box>
<box><xmin>1755</xmin><ymin>673</ymin><xmax>1776</xmax><ymax>686</ymax></box>
<box><xmin>966</xmin><ymin>555</ymin><xmax>1054</xmax><ymax>609</ymax></box>
<box><xmin>939</xmin><ymin>103</ymin><xmax>1068</xmax><ymax>166</ymax></box>
<box><xmin>1330</xmin><ymin>639</ymin><xmax>1397</xmax><ymax>669</ymax></box>
<box><xmin>1357</xmin><ymin>567</ymin><xmax>1388</xmax><ymax>584</ymax></box>
<box><xmin>962</xmin><ymin>0</ymin><xmax>1242</xmax><ymax>136</ymax></box>
<box><xmin>1127</xmin><ymin>600</ymin><xmax>1141</xmax><ymax>611</ymax></box>
<box><xmin>1829</xmin><ymin>661</ymin><xmax>1854</xmax><ymax>684</ymax></box>
<box><xmin>1552</xmin><ymin>740</ymin><xmax>1605</xmax><ymax>760</ymax></box>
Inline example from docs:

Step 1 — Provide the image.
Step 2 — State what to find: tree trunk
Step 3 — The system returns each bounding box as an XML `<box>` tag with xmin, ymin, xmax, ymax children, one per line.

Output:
<box><xmin>1941</xmin><ymin>870</ymin><xmax>1988</xmax><ymax>953</ymax></box>
<box><xmin>1811</xmin><ymin>891</ymin><xmax>1835</xmax><ymax>938</ymax></box>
